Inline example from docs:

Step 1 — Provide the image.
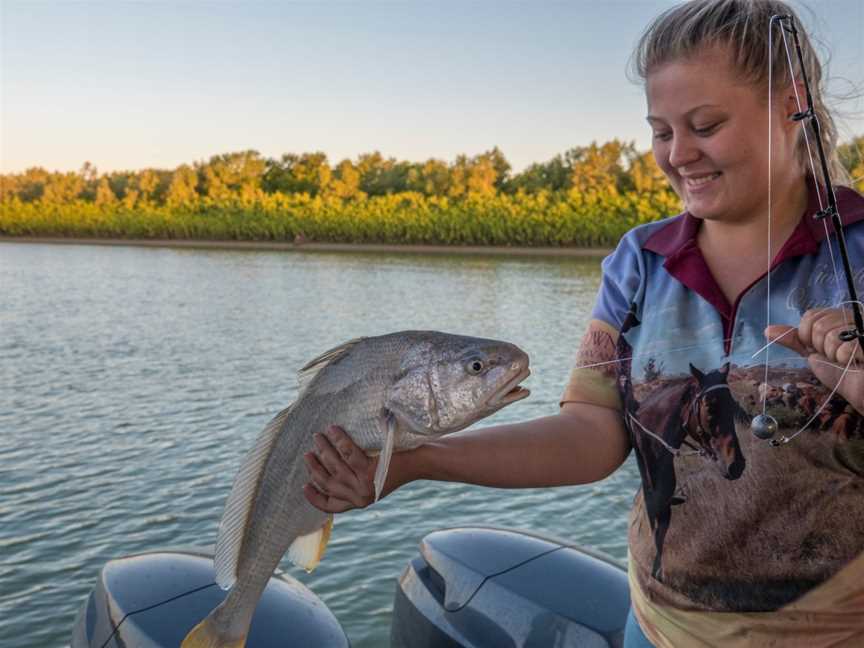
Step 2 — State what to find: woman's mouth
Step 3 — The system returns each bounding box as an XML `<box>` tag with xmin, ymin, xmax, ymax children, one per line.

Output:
<box><xmin>684</xmin><ymin>172</ymin><xmax>722</xmax><ymax>191</ymax></box>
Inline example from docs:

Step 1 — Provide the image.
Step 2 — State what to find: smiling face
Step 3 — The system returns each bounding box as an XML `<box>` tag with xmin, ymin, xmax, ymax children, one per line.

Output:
<box><xmin>646</xmin><ymin>46</ymin><xmax>802</xmax><ymax>225</ymax></box>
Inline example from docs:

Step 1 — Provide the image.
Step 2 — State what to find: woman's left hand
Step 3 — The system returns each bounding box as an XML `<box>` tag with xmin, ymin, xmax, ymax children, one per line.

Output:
<box><xmin>766</xmin><ymin>308</ymin><xmax>864</xmax><ymax>415</ymax></box>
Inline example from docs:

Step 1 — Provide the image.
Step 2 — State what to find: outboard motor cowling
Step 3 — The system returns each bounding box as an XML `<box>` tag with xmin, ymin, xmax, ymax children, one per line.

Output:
<box><xmin>71</xmin><ymin>549</ymin><xmax>349</xmax><ymax>648</ymax></box>
<box><xmin>391</xmin><ymin>527</ymin><xmax>630</xmax><ymax>648</ymax></box>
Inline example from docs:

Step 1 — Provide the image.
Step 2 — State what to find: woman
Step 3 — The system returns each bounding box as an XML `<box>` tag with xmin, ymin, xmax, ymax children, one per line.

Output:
<box><xmin>304</xmin><ymin>1</ymin><xmax>864</xmax><ymax>645</ymax></box>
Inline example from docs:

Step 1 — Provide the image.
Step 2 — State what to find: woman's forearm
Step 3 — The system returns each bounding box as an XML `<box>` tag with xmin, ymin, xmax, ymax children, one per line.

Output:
<box><xmin>388</xmin><ymin>404</ymin><xmax>630</xmax><ymax>492</ymax></box>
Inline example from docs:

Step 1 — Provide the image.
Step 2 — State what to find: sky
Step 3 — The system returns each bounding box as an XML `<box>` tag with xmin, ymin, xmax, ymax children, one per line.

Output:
<box><xmin>1</xmin><ymin>0</ymin><xmax>862</xmax><ymax>175</ymax></box>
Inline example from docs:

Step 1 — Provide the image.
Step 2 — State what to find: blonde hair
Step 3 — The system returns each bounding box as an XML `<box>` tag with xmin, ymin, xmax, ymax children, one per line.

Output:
<box><xmin>631</xmin><ymin>0</ymin><xmax>849</xmax><ymax>183</ymax></box>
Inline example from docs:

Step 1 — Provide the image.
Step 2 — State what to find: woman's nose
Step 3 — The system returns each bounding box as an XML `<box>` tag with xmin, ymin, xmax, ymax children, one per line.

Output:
<box><xmin>668</xmin><ymin>132</ymin><xmax>701</xmax><ymax>168</ymax></box>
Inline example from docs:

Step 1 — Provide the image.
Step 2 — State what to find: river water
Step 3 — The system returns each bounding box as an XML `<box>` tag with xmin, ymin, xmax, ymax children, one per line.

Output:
<box><xmin>0</xmin><ymin>241</ymin><xmax>640</xmax><ymax>647</ymax></box>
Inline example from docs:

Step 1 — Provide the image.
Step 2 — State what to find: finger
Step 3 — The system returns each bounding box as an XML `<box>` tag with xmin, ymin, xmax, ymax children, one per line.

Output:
<box><xmin>822</xmin><ymin>323</ymin><xmax>851</xmax><ymax>363</ymax></box>
<box><xmin>801</xmin><ymin>308</ymin><xmax>839</xmax><ymax>355</ymax></box>
<box><xmin>305</xmin><ymin>452</ymin><xmax>371</xmax><ymax>505</ymax></box>
<box><xmin>836</xmin><ymin>339</ymin><xmax>864</xmax><ymax>366</ymax></box>
<box><xmin>303</xmin><ymin>483</ymin><xmax>354</xmax><ymax>514</ymax></box>
<box><xmin>764</xmin><ymin>325</ymin><xmax>808</xmax><ymax>357</ymax></box>
<box><xmin>807</xmin><ymin>352</ymin><xmax>845</xmax><ymax>394</ymax></box>
<box><xmin>324</xmin><ymin>426</ymin><xmax>373</xmax><ymax>475</ymax></box>
<box><xmin>304</xmin><ymin>453</ymin><xmax>332</xmax><ymax>492</ymax></box>
<box><xmin>313</xmin><ymin>432</ymin><xmax>349</xmax><ymax>477</ymax></box>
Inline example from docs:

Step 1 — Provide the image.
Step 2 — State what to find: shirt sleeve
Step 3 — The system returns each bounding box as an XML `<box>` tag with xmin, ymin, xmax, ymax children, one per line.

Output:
<box><xmin>591</xmin><ymin>232</ymin><xmax>646</xmax><ymax>330</ymax></box>
<box><xmin>561</xmin><ymin>233</ymin><xmax>645</xmax><ymax>409</ymax></box>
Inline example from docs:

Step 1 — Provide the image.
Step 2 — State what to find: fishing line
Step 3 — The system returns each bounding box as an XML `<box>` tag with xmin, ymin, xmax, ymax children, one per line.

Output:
<box><xmin>753</xmin><ymin>301</ymin><xmax>864</xmax><ymax>358</ymax></box>
<box><xmin>777</xmin><ymin>16</ymin><xmax>846</xmax><ymax>318</ymax></box>
<box><xmin>770</xmin><ymin>344</ymin><xmax>859</xmax><ymax>446</ymax></box>
<box><xmin>572</xmin><ymin>337</ymin><xmax>736</xmax><ymax>372</ymax></box>
<box><xmin>623</xmin><ymin>15</ymin><xmax>863</xmax><ymax>456</ymax></box>
<box><xmin>765</xmin><ymin>14</ymin><xmax>779</xmax><ymax>418</ymax></box>
<box><xmin>751</xmin><ymin>326</ymin><xmax>795</xmax><ymax>358</ymax></box>
<box><xmin>627</xmin><ymin>413</ymin><xmax>705</xmax><ymax>457</ymax></box>
<box><xmin>97</xmin><ymin>582</ymin><xmax>219</xmax><ymax>648</ymax></box>
<box><xmin>752</xmin><ymin>14</ymin><xmax>864</xmax><ymax>443</ymax></box>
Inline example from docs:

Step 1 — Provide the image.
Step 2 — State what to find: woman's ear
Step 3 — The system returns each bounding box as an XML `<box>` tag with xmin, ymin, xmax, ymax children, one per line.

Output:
<box><xmin>781</xmin><ymin>79</ymin><xmax>808</xmax><ymax>126</ymax></box>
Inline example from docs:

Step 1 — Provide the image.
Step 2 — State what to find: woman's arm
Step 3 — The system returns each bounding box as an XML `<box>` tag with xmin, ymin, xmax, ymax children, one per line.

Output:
<box><xmin>303</xmin><ymin>401</ymin><xmax>630</xmax><ymax>513</ymax></box>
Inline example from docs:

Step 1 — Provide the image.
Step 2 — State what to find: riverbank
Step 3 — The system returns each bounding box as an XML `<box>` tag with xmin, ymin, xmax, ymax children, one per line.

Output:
<box><xmin>0</xmin><ymin>236</ymin><xmax>612</xmax><ymax>257</ymax></box>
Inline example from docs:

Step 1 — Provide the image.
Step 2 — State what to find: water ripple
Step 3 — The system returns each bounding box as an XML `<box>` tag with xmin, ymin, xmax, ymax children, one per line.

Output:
<box><xmin>0</xmin><ymin>242</ymin><xmax>632</xmax><ymax>648</ymax></box>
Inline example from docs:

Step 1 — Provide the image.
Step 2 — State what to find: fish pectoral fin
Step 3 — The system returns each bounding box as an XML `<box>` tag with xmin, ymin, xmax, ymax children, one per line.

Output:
<box><xmin>373</xmin><ymin>412</ymin><xmax>397</xmax><ymax>503</ymax></box>
<box><xmin>287</xmin><ymin>516</ymin><xmax>333</xmax><ymax>573</ymax></box>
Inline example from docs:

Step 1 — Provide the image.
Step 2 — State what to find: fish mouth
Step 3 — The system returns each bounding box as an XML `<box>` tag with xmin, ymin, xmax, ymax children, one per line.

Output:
<box><xmin>491</xmin><ymin>367</ymin><xmax>531</xmax><ymax>406</ymax></box>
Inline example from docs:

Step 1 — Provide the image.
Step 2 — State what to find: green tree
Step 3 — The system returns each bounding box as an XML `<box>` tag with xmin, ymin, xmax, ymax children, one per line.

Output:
<box><xmin>14</xmin><ymin>167</ymin><xmax>50</xmax><ymax>202</ymax></box>
<box><xmin>357</xmin><ymin>152</ymin><xmax>411</xmax><ymax>195</ymax></box>
<box><xmin>42</xmin><ymin>172</ymin><xmax>84</xmax><ymax>204</ymax></box>
<box><xmin>483</xmin><ymin>146</ymin><xmax>512</xmax><ymax>192</ymax></box>
<box><xmin>327</xmin><ymin>159</ymin><xmax>362</xmax><ymax>199</ymax></box>
<box><xmin>263</xmin><ymin>152</ymin><xmax>331</xmax><ymax>196</ymax></box>
<box><xmin>202</xmin><ymin>150</ymin><xmax>266</xmax><ymax>199</ymax></box>
<box><xmin>94</xmin><ymin>177</ymin><xmax>118</xmax><ymax>206</ymax></box>
<box><xmin>409</xmin><ymin>158</ymin><xmax>451</xmax><ymax>196</ymax></box>
<box><xmin>567</xmin><ymin>140</ymin><xmax>635</xmax><ymax>195</ymax></box>
<box><xmin>166</xmin><ymin>165</ymin><xmax>200</xmax><ymax>206</ymax></box>
<box><xmin>138</xmin><ymin>169</ymin><xmax>160</xmax><ymax>203</ymax></box>
<box><xmin>508</xmin><ymin>155</ymin><xmax>569</xmax><ymax>194</ymax></box>
<box><xmin>106</xmin><ymin>171</ymin><xmax>135</xmax><ymax>201</ymax></box>
<box><xmin>0</xmin><ymin>174</ymin><xmax>16</xmax><ymax>201</ymax></box>
<box><xmin>79</xmin><ymin>162</ymin><xmax>99</xmax><ymax>201</ymax></box>
<box><xmin>466</xmin><ymin>155</ymin><xmax>498</xmax><ymax>195</ymax></box>
<box><xmin>628</xmin><ymin>151</ymin><xmax>669</xmax><ymax>194</ymax></box>
<box><xmin>447</xmin><ymin>155</ymin><xmax>470</xmax><ymax>198</ymax></box>
<box><xmin>838</xmin><ymin>135</ymin><xmax>864</xmax><ymax>192</ymax></box>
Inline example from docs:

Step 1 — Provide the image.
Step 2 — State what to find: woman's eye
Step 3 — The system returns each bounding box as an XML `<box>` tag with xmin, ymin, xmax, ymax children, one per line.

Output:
<box><xmin>652</xmin><ymin>131</ymin><xmax>672</xmax><ymax>142</ymax></box>
<box><xmin>694</xmin><ymin>123</ymin><xmax>718</xmax><ymax>136</ymax></box>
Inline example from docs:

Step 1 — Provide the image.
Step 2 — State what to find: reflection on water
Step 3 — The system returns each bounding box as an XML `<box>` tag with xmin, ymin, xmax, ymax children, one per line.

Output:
<box><xmin>0</xmin><ymin>242</ymin><xmax>638</xmax><ymax>648</ymax></box>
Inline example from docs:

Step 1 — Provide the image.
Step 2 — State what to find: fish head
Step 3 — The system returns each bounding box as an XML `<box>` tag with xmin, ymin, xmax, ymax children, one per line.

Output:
<box><xmin>386</xmin><ymin>334</ymin><xmax>531</xmax><ymax>436</ymax></box>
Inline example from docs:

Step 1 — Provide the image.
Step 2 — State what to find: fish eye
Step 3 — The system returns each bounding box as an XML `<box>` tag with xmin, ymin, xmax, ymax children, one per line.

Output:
<box><xmin>466</xmin><ymin>358</ymin><xmax>485</xmax><ymax>375</ymax></box>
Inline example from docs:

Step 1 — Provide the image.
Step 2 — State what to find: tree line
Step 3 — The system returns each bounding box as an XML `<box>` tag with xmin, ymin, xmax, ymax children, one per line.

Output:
<box><xmin>0</xmin><ymin>137</ymin><xmax>860</xmax><ymax>247</ymax></box>
<box><xmin>0</xmin><ymin>140</ymin><xmax>687</xmax><ymax>207</ymax></box>
<box><xmin>2</xmin><ymin>136</ymin><xmax>861</xmax><ymax>208</ymax></box>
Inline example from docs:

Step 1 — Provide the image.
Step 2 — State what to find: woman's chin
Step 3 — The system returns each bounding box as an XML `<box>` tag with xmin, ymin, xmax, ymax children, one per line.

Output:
<box><xmin>684</xmin><ymin>196</ymin><xmax>724</xmax><ymax>221</ymax></box>
<box><xmin>685</xmin><ymin>202</ymin><xmax>712</xmax><ymax>220</ymax></box>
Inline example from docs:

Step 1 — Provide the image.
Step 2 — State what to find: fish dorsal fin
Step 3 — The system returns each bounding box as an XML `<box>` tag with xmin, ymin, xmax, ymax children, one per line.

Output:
<box><xmin>297</xmin><ymin>337</ymin><xmax>366</xmax><ymax>396</ymax></box>
<box><xmin>214</xmin><ymin>406</ymin><xmax>292</xmax><ymax>590</ymax></box>
<box><xmin>287</xmin><ymin>515</ymin><xmax>334</xmax><ymax>572</ymax></box>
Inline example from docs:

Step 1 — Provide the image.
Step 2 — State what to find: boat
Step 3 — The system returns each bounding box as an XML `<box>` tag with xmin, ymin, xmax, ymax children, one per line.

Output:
<box><xmin>71</xmin><ymin>526</ymin><xmax>630</xmax><ymax>647</ymax></box>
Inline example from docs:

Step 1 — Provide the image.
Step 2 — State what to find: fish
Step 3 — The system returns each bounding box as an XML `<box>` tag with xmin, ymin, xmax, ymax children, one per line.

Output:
<box><xmin>181</xmin><ymin>330</ymin><xmax>531</xmax><ymax>648</ymax></box>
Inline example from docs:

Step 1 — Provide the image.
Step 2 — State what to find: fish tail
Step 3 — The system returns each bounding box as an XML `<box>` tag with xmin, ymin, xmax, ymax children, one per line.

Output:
<box><xmin>181</xmin><ymin>610</ymin><xmax>246</xmax><ymax>648</ymax></box>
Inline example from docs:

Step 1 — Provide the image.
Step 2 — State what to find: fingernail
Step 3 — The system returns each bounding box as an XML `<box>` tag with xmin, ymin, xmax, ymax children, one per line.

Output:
<box><xmin>326</xmin><ymin>426</ymin><xmax>338</xmax><ymax>437</ymax></box>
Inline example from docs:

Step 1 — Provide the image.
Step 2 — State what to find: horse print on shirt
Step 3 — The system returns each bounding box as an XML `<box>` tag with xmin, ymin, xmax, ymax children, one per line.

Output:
<box><xmin>618</xmin><ymin>298</ymin><xmax>864</xmax><ymax>610</ymax></box>
<box><xmin>618</xmin><ymin>305</ymin><xmax>748</xmax><ymax>581</ymax></box>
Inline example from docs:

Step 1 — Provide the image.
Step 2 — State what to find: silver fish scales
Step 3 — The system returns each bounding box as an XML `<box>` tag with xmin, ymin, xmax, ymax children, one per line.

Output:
<box><xmin>182</xmin><ymin>330</ymin><xmax>531</xmax><ymax>648</ymax></box>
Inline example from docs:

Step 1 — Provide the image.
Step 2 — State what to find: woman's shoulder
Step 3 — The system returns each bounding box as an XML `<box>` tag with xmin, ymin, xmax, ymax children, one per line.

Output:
<box><xmin>605</xmin><ymin>211</ymin><xmax>688</xmax><ymax>267</ymax></box>
<box><xmin>625</xmin><ymin>212</ymin><xmax>686</xmax><ymax>244</ymax></box>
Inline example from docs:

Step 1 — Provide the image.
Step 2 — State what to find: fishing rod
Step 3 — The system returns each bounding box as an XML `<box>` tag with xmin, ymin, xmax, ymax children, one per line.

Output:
<box><xmin>776</xmin><ymin>13</ymin><xmax>864</xmax><ymax>345</ymax></box>
<box><xmin>749</xmin><ymin>14</ymin><xmax>864</xmax><ymax>445</ymax></box>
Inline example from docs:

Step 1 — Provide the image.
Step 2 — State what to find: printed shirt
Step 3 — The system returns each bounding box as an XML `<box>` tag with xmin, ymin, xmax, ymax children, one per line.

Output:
<box><xmin>562</xmin><ymin>181</ymin><xmax>864</xmax><ymax>647</ymax></box>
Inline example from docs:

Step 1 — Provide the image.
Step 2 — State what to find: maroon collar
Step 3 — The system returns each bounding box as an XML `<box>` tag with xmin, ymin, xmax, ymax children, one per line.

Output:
<box><xmin>640</xmin><ymin>180</ymin><xmax>864</xmax><ymax>350</ymax></box>
<box><xmin>644</xmin><ymin>179</ymin><xmax>864</xmax><ymax>261</ymax></box>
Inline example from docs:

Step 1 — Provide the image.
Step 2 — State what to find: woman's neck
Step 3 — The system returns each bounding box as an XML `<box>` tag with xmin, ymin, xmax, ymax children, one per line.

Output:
<box><xmin>696</xmin><ymin>172</ymin><xmax>809</xmax><ymax>304</ymax></box>
<box><xmin>699</xmin><ymin>172</ymin><xmax>808</xmax><ymax>259</ymax></box>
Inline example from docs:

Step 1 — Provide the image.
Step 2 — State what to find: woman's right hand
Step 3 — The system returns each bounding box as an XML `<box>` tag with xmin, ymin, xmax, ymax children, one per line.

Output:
<box><xmin>303</xmin><ymin>425</ymin><xmax>379</xmax><ymax>513</ymax></box>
